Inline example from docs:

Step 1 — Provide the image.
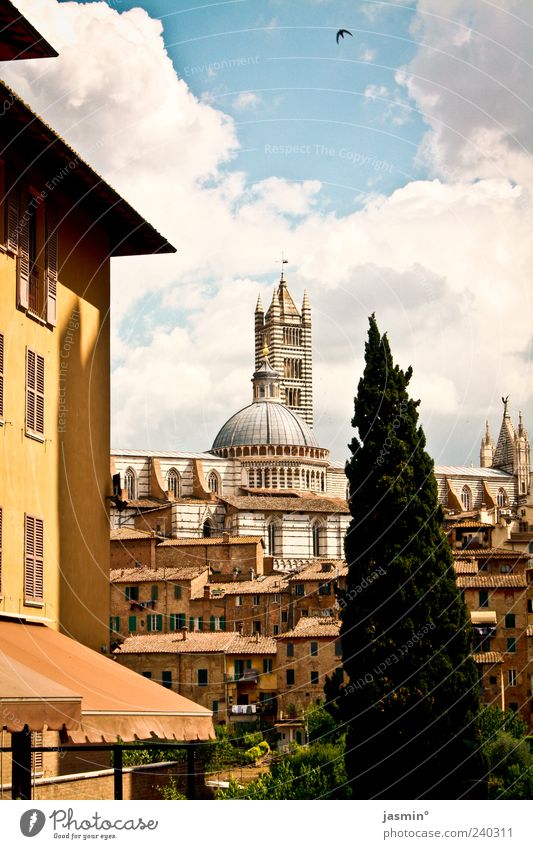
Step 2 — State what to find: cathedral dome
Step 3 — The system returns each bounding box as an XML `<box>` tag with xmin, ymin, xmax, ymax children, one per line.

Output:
<box><xmin>212</xmin><ymin>401</ymin><xmax>319</xmax><ymax>450</ymax></box>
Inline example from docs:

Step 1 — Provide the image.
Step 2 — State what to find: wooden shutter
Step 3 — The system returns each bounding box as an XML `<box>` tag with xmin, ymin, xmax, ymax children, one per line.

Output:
<box><xmin>17</xmin><ymin>203</ymin><xmax>29</xmax><ymax>309</ymax></box>
<box><xmin>26</xmin><ymin>349</ymin><xmax>44</xmax><ymax>437</ymax></box>
<box><xmin>128</xmin><ymin>614</ymin><xmax>136</xmax><ymax>632</ymax></box>
<box><xmin>147</xmin><ymin>615</ymin><xmax>153</xmax><ymax>632</ymax></box>
<box><xmin>24</xmin><ymin>515</ymin><xmax>44</xmax><ymax>602</ymax></box>
<box><xmin>6</xmin><ymin>190</ymin><xmax>18</xmax><ymax>253</ymax></box>
<box><xmin>45</xmin><ymin>206</ymin><xmax>57</xmax><ymax>326</ymax></box>
<box><xmin>220</xmin><ymin>616</ymin><xmax>225</xmax><ymax>631</ymax></box>
<box><xmin>0</xmin><ymin>332</ymin><xmax>4</xmax><ymax>420</ymax></box>
<box><xmin>210</xmin><ymin>615</ymin><xmax>215</xmax><ymax>632</ymax></box>
<box><xmin>156</xmin><ymin>614</ymin><xmax>163</xmax><ymax>632</ymax></box>
<box><xmin>0</xmin><ymin>506</ymin><xmax>2</xmax><ymax>594</ymax></box>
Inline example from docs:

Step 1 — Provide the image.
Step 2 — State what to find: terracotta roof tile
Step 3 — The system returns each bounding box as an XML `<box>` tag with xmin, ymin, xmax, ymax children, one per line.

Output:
<box><xmin>115</xmin><ymin>631</ymin><xmax>277</xmax><ymax>655</ymax></box>
<box><xmin>445</xmin><ymin>519</ymin><xmax>495</xmax><ymax>528</ymax></box>
<box><xmin>278</xmin><ymin>617</ymin><xmax>340</xmax><ymax>639</ymax></box>
<box><xmin>208</xmin><ymin>576</ymin><xmax>288</xmax><ymax>596</ymax></box>
<box><xmin>158</xmin><ymin>536</ymin><xmax>264</xmax><ymax>547</ymax></box>
<box><xmin>456</xmin><ymin>575</ymin><xmax>528</xmax><ymax>589</ymax></box>
<box><xmin>454</xmin><ymin>561</ymin><xmax>479</xmax><ymax>574</ymax></box>
<box><xmin>111</xmin><ymin>527</ymin><xmax>157</xmax><ymax>541</ymax></box>
<box><xmin>472</xmin><ymin>652</ymin><xmax>504</xmax><ymax>664</ymax></box>
<box><xmin>111</xmin><ymin>566</ymin><xmax>208</xmax><ymax>583</ymax></box>
<box><xmin>452</xmin><ymin>548</ymin><xmax>529</xmax><ymax>559</ymax></box>
<box><xmin>289</xmin><ymin>561</ymin><xmax>347</xmax><ymax>581</ymax></box>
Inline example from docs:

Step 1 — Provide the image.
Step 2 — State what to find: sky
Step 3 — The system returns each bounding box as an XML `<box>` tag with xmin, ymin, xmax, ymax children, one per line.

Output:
<box><xmin>3</xmin><ymin>0</ymin><xmax>533</xmax><ymax>464</ymax></box>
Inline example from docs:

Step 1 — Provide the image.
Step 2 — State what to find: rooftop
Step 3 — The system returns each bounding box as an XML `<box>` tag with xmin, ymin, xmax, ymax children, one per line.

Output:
<box><xmin>434</xmin><ymin>465</ymin><xmax>513</xmax><ymax>479</ymax></box>
<box><xmin>0</xmin><ymin>81</ymin><xmax>175</xmax><ymax>257</ymax></box>
<box><xmin>207</xmin><ymin>575</ymin><xmax>288</xmax><ymax>596</ymax></box>
<box><xmin>452</xmin><ymin>548</ymin><xmax>530</xmax><ymax>560</ymax></box>
<box><xmin>116</xmin><ymin>632</ymin><xmax>277</xmax><ymax>655</ymax></box>
<box><xmin>278</xmin><ymin>617</ymin><xmax>340</xmax><ymax>639</ymax></box>
<box><xmin>220</xmin><ymin>494</ymin><xmax>348</xmax><ymax>514</ymax></box>
<box><xmin>0</xmin><ymin>0</ymin><xmax>58</xmax><ymax>59</ymax></box>
<box><xmin>110</xmin><ymin>527</ymin><xmax>157</xmax><ymax>542</ymax></box>
<box><xmin>456</xmin><ymin>575</ymin><xmax>528</xmax><ymax>589</ymax></box>
<box><xmin>289</xmin><ymin>561</ymin><xmax>347</xmax><ymax>581</ymax></box>
<box><xmin>158</xmin><ymin>536</ymin><xmax>264</xmax><ymax>547</ymax></box>
<box><xmin>110</xmin><ymin>565</ymin><xmax>208</xmax><ymax>584</ymax></box>
<box><xmin>212</xmin><ymin>400</ymin><xmax>319</xmax><ymax>450</ymax></box>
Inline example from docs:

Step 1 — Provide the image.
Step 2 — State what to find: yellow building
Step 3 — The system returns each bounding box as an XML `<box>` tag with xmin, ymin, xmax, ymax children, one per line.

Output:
<box><xmin>0</xmin><ymin>4</ymin><xmax>214</xmax><ymax>800</ymax></box>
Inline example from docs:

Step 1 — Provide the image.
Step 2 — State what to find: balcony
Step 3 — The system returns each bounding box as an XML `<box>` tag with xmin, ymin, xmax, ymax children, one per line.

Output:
<box><xmin>226</xmin><ymin>669</ymin><xmax>260</xmax><ymax>684</ymax></box>
<box><xmin>129</xmin><ymin>599</ymin><xmax>157</xmax><ymax>611</ymax></box>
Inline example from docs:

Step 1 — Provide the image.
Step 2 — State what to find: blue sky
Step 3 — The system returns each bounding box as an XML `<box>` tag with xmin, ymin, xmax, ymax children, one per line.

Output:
<box><xmin>12</xmin><ymin>1</ymin><xmax>533</xmax><ymax>462</ymax></box>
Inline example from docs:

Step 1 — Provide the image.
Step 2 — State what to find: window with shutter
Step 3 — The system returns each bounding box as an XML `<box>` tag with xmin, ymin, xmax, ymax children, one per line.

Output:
<box><xmin>24</xmin><ymin>514</ymin><xmax>44</xmax><ymax>604</ymax></box>
<box><xmin>6</xmin><ymin>190</ymin><xmax>18</xmax><ymax>254</ymax></box>
<box><xmin>128</xmin><ymin>615</ymin><xmax>136</xmax><ymax>633</ymax></box>
<box><xmin>31</xmin><ymin>732</ymin><xmax>43</xmax><ymax>776</ymax></box>
<box><xmin>26</xmin><ymin>348</ymin><xmax>45</xmax><ymax>439</ymax></box>
<box><xmin>45</xmin><ymin>206</ymin><xmax>57</xmax><ymax>326</ymax></box>
<box><xmin>17</xmin><ymin>198</ymin><xmax>30</xmax><ymax>310</ymax></box>
<box><xmin>0</xmin><ymin>332</ymin><xmax>4</xmax><ymax>421</ymax></box>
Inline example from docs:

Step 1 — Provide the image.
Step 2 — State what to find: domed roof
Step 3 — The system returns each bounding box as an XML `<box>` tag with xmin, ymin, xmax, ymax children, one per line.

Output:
<box><xmin>212</xmin><ymin>401</ymin><xmax>319</xmax><ymax>450</ymax></box>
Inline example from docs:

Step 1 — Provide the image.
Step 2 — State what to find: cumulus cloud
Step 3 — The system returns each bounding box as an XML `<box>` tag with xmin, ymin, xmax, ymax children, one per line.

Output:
<box><xmin>6</xmin><ymin>0</ymin><xmax>533</xmax><ymax>464</ymax></box>
<box><xmin>233</xmin><ymin>91</ymin><xmax>261</xmax><ymax>111</ymax></box>
<box><xmin>399</xmin><ymin>0</ymin><xmax>533</xmax><ymax>184</ymax></box>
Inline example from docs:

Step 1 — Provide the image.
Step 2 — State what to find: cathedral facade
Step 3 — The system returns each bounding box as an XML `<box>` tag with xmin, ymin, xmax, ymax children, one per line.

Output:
<box><xmin>111</xmin><ymin>276</ymin><xmax>350</xmax><ymax>563</ymax></box>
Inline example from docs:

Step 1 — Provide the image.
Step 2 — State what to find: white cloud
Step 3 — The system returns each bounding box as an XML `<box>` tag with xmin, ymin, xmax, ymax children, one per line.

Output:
<box><xmin>233</xmin><ymin>91</ymin><xmax>261</xmax><ymax>111</ymax></box>
<box><xmin>6</xmin><ymin>0</ymin><xmax>533</xmax><ymax>465</ymax></box>
<box><xmin>359</xmin><ymin>47</ymin><xmax>377</xmax><ymax>62</ymax></box>
<box><xmin>364</xmin><ymin>84</ymin><xmax>389</xmax><ymax>100</ymax></box>
<box><xmin>399</xmin><ymin>0</ymin><xmax>533</xmax><ymax>184</ymax></box>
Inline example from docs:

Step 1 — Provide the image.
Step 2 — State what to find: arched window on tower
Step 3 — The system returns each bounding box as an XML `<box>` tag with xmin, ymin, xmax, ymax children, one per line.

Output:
<box><xmin>124</xmin><ymin>467</ymin><xmax>137</xmax><ymax>501</ymax></box>
<box><xmin>208</xmin><ymin>471</ymin><xmax>221</xmax><ymax>495</ymax></box>
<box><xmin>167</xmin><ymin>468</ymin><xmax>180</xmax><ymax>498</ymax></box>
<box><xmin>203</xmin><ymin>520</ymin><xmax>213</xmax><ymax>538</ymax></box>
<box><xmin>461</xmin><ymin>485</ymin><xmax>472</xmax><ymax>511</ymax></box>
<box><xmin>497</xmin><ymin>488</ymin><xmax>508</xmax><ymax>507</ymax></box>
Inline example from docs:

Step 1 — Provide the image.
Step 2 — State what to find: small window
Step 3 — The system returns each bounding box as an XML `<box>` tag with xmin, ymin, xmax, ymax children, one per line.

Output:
<box><xmin>167</xmin><ymin>468</ymin><xmax>180</xmax><ymax>498</ymax></box>
<box><xmin>479</xmin><ymin>590</ymin><xmax>489</xmax><ymax>609</ymax></box>
<box><xmin>310</xmin><ymin>641</ymin><xmax>318</xmax><ymax>657</ymax></box>
<box><xmin>507</xmin><ymin>638</ymin><xmax>517</xmax><ymax>653</ymax></box>
<box><xmin>262</xmin><ymin>658</ymin><xmax>273</xmax><ymax>674</ymax></box>
<box><xmin>461</xmin><ymin>485</ymin><xmax>472</xmax><ymax>511</ymax></box>
<box><xmin>174</xmin><ymin>584</ymin><xmax>182</xmax><ymax>600</ymax></box>
<box><xmin>504</xmin><ymin>613</ymin><xmax>515</xmax><ymax>629</ymax></box>
<box><xmin>203</xmin><ymin>520</ymin><xmax>212</xmax><ymax>538</ymax></box>
<box><xmin>286</xmin><ymin>669</ymin><xmax>295</xmax><ymax>686</ymax></box>
<box><xmin>125</xmin><ymin>586</ymin><xmax>139</xmax><ymax>602</ymax></box>
<box><xmin>124</xmin><ymin>467</ymin><xmax>137</xmax><ymax>501</ymax></box>
<box><xmin>528</xmin><ymin>599</ymin><xmax>533</xmax><ymax>614</ymax></box>
<box><xmin>212</xmin><ymin>700</ymin><xmax>219</xmax><ymax>715</ymax></box>
<box><xmin>335</xmin><ymin>640</ymin><xmax>342</xmax><ymax>657</ymax></box>
<box><xmin>26</xmin><ymin>349</ymin><xmax>45</xmax><ymax>439</ymax></box>
<box><xmin>198</xmin><ymin>669</ymin><xmax>208</xmax><ymax>687</ymax></box>
<box><xmin>310</xmin><ymin>671</ymin><xmax>319</xmax><ymax>685</ymax></box>
<box><xmin>208</xmin><ymin>471</ymin><xmax>220</xmax><ymax>494</ymax></box>
<box><xmin>142</xmin><ymin>671</ymin><xmax>152</xmax><ymax>679</ymax></box>
<box><xmin>151</xmin><ymin>585</ymin><xmax>158</xmax><ymax>601</ymax></box>
<box><xmin>273</xmin><ymin>624</ymin><xmax>279</xmax><ymax>636</ymax></box>
<box><xmin>147</xmin><ymin>614</ymin><xmax>163</xmax><ymax>632</ymax></box>
<box><xmin>109</xmin><ymin>616</ymin><xmax>120</xmax><ymax>632</ymax></box>
<box><xmin>253</xmin><ymin>595</ymin><xmax>260</xmax><ymax>606</ymax></box>
<box><xmin>318</xmin><ymin>582</ymin><xmax>331</xmax><ymax>596</ymax></box>
<box><xmin>235</xmin><ymin>596</ymin><xmax>242</xmax><ymax>607</ymax></box>
<box><xmin>497</xmin><ymin>488</ymin><xmax>508</xmax><ymax>507</ymax></box>
<box><xmin>170</xmin><ymin>612</ymin><xmax>186</xmax><ymax>630</ymax></box>
<box><xmin>489</xmin><ymin>676</ymin><xmax>497</xmax><ymax>685</ymax></box>
<box><xmin>281</xmin><ymin>610</ymin><xmax>288</xmax><ymax>623</ymax></box>
<box><xmin>253</xmin><ymin>620</ymin><xmax>261</xmax><ymax>633</ymax></box>
<box><xmin>508</xmin><ymin>669</ymin><xmax>517</xmax><ymax>687</ymax></box>
<box><xmin>287</xmin><ymin>643</ymin><xmax>294</xmax><ymax>658</ymax></box>
<box><xmin>295</xmin><ymin>584</ymin><xmax>305</xmax><ymax>597</ymax></box>
<box><xmin>162</xmin><ymin>671</ymin><xmax>172</xmax><ymax>689</ymax></box>
<box><xmin>24</xmin><ymin>514</ymin><xmax>44</xmax><ymax>603</ymax></box>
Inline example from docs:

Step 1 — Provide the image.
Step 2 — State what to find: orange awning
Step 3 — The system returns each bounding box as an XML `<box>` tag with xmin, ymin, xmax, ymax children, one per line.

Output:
<box><xmin>0</xmin><ymin>652</ymin><xmax>82</xmax><ymax>733</ymax></box>
<box><xmin>0</xmin><ymin>620</ymin><xmax>214</xmax><ymax>743</ymax></box>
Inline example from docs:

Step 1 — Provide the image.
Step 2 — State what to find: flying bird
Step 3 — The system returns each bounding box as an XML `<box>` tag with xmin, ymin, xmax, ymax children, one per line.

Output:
<box><xmin>336</xmin><ymin>28</ymin><xmax>353</xmax><ymax>44</ymax></box>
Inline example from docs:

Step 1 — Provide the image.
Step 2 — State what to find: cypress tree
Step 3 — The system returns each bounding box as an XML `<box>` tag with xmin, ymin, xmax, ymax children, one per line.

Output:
<box><xmin>337</xmin><ymin>315</ymin><xmax>485</xmax><ymax>799</ymax></box>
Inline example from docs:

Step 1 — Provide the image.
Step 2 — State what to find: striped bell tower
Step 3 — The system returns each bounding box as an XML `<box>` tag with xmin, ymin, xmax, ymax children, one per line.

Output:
<box><xmin>254</xmin><ymin>266</ymin><xmax>313</xmax><ymax>428</ymax></box>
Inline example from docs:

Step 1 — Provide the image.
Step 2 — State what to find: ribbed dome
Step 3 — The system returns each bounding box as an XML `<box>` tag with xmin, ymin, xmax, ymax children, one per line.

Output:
<box><xmin>212</xmin><ymin>402</ymin><xmax>319</xmax><ymax>450</ymax></box>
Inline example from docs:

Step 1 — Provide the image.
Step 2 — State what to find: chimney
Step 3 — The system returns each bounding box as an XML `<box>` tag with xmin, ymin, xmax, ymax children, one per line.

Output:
<box><xmin>181</xmin><ymin>626</ymin><xmax>188</xmax><ymax>641</ymax></box>
<box><xmin>222</xmin><ymin>532</ymin><xmax>230</xmax><ymax>544</ymax></box>
<box><xmin>203</xmin><ymin>585</ymin><xmax>210</xmax><ymax>600</ymax></box>
<box><xmin>238</xmin><ymin>624</ymin><xmax>244</xmax><ymax>636</ymax></box>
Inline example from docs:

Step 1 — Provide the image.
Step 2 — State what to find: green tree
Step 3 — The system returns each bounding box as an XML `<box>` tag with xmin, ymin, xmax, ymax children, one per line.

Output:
<box><xmin>479</xmin><ymin>707</ymin><xmax>533</xmax><ymax>799</ymax></box>
<box><xmin>337</xmin><ymin>314</ymin><xmax>485</xmax><ymax>799</ymax></box>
